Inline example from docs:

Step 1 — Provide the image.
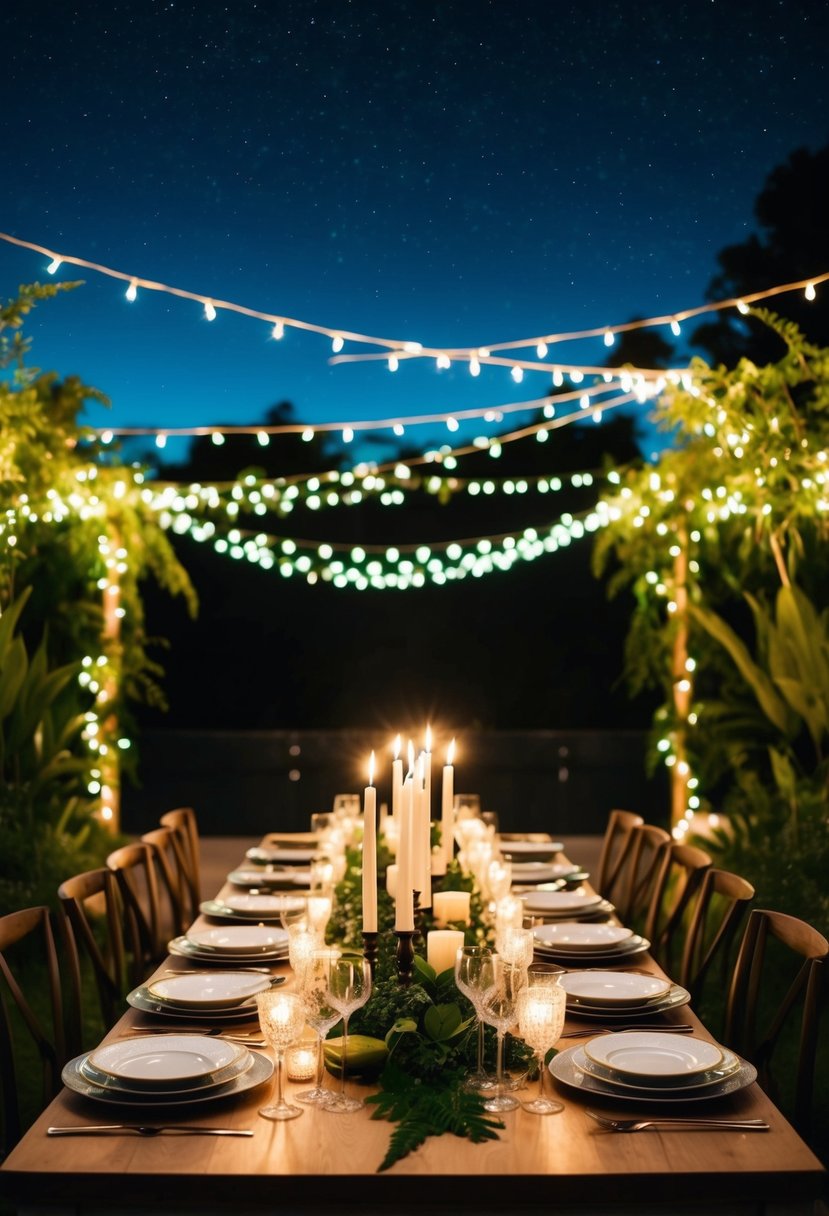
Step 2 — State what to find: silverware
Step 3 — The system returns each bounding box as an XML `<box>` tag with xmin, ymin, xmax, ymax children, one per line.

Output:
<box><xmin>584</xmin><ymin>1110</ymin><xmax>769</xmax><ymax>1133</ymax></box>
<box><xmin>159</xmin><ymin>967</ymin><xmax>278</xmax><ymax>976</ymax></box>
<box><xmin>126</xmin><ymin>1027</ymin><xmax>266</xmax><ymax>1045</ymax></box>
<box><xmin>47</xmin><ymin>1125</ymin><xmax>254</xmax><ymax>1137</ymax></box>
<box><xmin>560</xmin><ymin>1023</ymin><xmax>693</xmax><ymax>1037</ymax></box>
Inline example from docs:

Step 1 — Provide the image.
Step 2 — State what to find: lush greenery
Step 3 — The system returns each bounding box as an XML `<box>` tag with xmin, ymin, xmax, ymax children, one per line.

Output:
<box><xmin>594</xmin><ymin>312</ymin><xmax>829</xmax><ymax>932</ymax></box>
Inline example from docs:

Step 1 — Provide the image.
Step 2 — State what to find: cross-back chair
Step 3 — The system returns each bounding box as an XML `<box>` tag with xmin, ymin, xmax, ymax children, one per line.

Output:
<box><xmin>615</xmin><ymin>822</ymin><xmax>672</xmax><ymax>928</ymax></box>
<box><xmin>0</xmin><ymin>906</ymin><xmax>80</xmax><ymax>1158</ymax></box>
<box><xmin>594</xmin><ymin>809</ymin><xmax>644</xmax><ymax>907</ymax></box>
<box><xmin>644</xmin><ymin>841</ymin><xmax>712</xmax><ymax>974</ymax></box>
<box><xmin>160</xmin><ymin>807</ymin><xmax>202</xmax><ymax>920</ymax></box>
<box><xmin>725</xmin><ymin>908</ymin><xmax>827</xmax><ymax>1141</ymax></box>
<box><xmin>141</xmin><ymin>826</ymin><xmax>191</xmax><ymax>940</ymax></box>
<box><xmin>57</xmin><ymin>867</ymin><xmax>128</xmax><ymax>1032</ymax></box>
<box><xmin>106</xmin><ymin>841</ymin><xmax>167</xmax><ymax>983</ymax></box>
<box><xmin>679</xmin><ymin>866</ymin><xmax>754</xmax><ymax>1008</ymax></box>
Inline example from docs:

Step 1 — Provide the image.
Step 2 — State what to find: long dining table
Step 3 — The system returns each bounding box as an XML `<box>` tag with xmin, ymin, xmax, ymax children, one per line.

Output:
<box><xmin>1</xmin><ymin>834</ymin><xmax>825</xmax><ymax>1216</ymax></box>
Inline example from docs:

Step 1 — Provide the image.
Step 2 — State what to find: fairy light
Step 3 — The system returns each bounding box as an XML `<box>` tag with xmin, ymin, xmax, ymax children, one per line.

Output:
<box><xmin>272</xmin><ymin>321</ymin><xmax>285</xmax><ymax>340</ymax></box>
<box><xmin>203</xmin><ymin>300</ymin><xmax>217</xmax><ymax>321</ymax></box>
<box><xmin>125</xmin><ymin>280</ymin><xmax>138</xmax><ymax>302</ymax></box>
<box><xmin>805</xmin><ymin>282</ymin><xmax>817</xmax><ymax>301</ymax></box>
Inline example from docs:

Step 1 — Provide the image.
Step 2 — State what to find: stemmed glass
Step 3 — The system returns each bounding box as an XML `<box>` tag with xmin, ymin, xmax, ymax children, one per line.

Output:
<box><xmin>480</xmin><ymin>961</ymin><xmax>525</xmax><ymax>1113</ymax></box>
<box><xmin>323</xmin><ymin>955</ymin><xmax>372</xmax><ymax>1114</ymax></box>
<box><xmin>517</xmin><ymin>982</ymin><xmax>566</xmax><ymax>1115</ymax></box>
<box><xmin>295</xmin><ymin>948</ymin><xmax>342</xmax><ymax>1107</ymax></box>
<box><xmin>255</xmin><ymin>990</ymin><xmax>307</xmax><ymax>1121</ymax></box>
<box><xmin>454</xmin><ymin>945</ymin><xmax>497</xmax><ymax>1092</ymax></box>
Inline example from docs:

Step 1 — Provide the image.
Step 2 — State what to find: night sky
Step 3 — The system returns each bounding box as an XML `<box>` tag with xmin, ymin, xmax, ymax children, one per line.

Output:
<box><xmin>2</xmin><ymin>0</ymin><xmax>828</xmax><ymax>464</ymax></box>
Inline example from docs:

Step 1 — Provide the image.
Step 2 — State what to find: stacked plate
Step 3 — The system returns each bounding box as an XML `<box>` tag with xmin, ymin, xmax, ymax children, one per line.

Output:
<box><xmin>550</xmin><ymin>1031</ymin><xmax>756</xmax><ymax>1105</ymax></box>
<box><xmin>201</xmin><ymin>893</ymin><xmax>306</xmax><ymax>923</ymax></box>
<box><xmin>63</xmin><ymin>1033</ymin><xmax>273</xmax><ymax>1107</ymax></box>
<box><xmin>168</xmin><ymin>925</ymin><xmax>289</xmax><ymax>964</ymax></box>
<box><xmin>522</xmin><ymin>889</ymin><xmax>613</xmax><ymax>921</ymax></box>
<box><xmin>559</xmin><ymin>970</ymin><xmax>691</xmax><ymax>1020</ymax></box>
<box><xmin>227</xmin><ymin>866</ymin><xmax>312</xmax><ymax>889</ymax></box>
<box><xmin>499</xmin><ymin>840</ymin><xmax>563</xmax><ymax>862</ymax></box>
<box><xmin>510</xmin><ymin>861</ymin><xmax>585</xmax><ymax>885</ymax></box>
<box><xmin>533</xmin><ymin>922</ymin><xmax>651</xmax><ymax>963</ymax></box>
<box><xmin>128</xmin><ymin>970</ymin><xmax>274</xmax><ymax>1021</ymax></box>
<box><xmin>246</xmin><ymin>845</ymin><xmax>317</xmax><ymax>866</ymax></box>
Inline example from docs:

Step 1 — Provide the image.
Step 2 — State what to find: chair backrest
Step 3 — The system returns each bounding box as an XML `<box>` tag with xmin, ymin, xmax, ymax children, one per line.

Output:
<box><xmin>57</xmin><ymin>867</ymin><xmax>127</xmax><ymax>1032</ymax></box>
<box><xmin>644</xmin><ymin>841</ymin><xmax>712</xmax><ymax>973</ymax></box>
<box><xmin>141</xmin><ymin>826</ymin><xmax>190</xmax><ymax>939</ymax></box>
<box><xmin>159</xmin><ymin>807</ymin><xmax>201</xmax><ymax>921</ymax></box>
<box><xmin>0</xmin><ymin>906</ymin><xmax>80</xmax><ymax>1157</ymax></box>
<box><xmin>679</xmin><ymin>866</ymin><xmax>754</xmax><ymax>1006</ymax></box>
<box><xmin>616</xmin><ymin>822</ymin><xmax>672</xmax><ymax>928</ymax></box>
<box><xmin>725</xmin><ymin>908</ymin><xmax>828</xmax><ymax>1140</ymax></box>
<box><xmin>594</xmin><ymin>809</ymin><xmax>644</xmax><ymax>905</ymax></box>
<box><xmin>106</xmin><ymin>841</ymin><xmax>165</xmax><ymax>983</ymax></box>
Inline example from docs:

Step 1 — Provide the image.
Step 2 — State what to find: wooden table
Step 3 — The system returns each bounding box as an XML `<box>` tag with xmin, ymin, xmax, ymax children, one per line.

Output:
<box><xmin>1</xmin><ymin>842</ymin><xmax>825</xmax><ymax>1215</ymax></box>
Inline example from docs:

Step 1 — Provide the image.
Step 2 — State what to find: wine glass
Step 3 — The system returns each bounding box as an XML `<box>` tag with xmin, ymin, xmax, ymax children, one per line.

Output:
<box><xmin>255</xmin><ymin>990</ymin><xmax>307</xmax><ymax>1121</ymax></box>
<box><xmin>517</xmin><ymin>983</ymin><xmax>566</xmax><ymax>1115</ymax></box>
<box><xmin>454</xmin><ymin>945</ymin><xmax>497</xmax><ymax>1092</ymax></box>
<box><xmin>323</xmin><ymin>955</ymin><xmax>372</xmax><ymax>1114</ymax></box>
<box><xmin>479</xmin><ymin>961</ymin><xmax>524</xmax><ymax>1113</ymax></box>
<box><xmin>295</xmin><ymin>948</ymin><xmax>342</xmax><ymax>1107</ymax></box>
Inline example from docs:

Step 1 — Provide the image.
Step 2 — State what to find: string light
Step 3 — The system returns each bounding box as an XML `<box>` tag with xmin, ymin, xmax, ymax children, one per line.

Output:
<box><xmin>203</xmin><ymin>300</ymin><xmax>217</xmax><ymax>322</ymax></box>
<box><xmin>805</xmin><ymin>282</ymin><xmax>817</xmax><ymax>301</ymax></box>
<box><xmin>125</xmin><ymin>280</ymin><xmax>138</xmax><ymax>302</ymax></box>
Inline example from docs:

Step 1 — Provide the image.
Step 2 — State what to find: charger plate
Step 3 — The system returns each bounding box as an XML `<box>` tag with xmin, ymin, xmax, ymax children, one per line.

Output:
<box><xmin>127</xmin><ymin>986</ymin><xmax>261</xmax><ymax>1022</ymax></box>
<box><xmin>576</xmin><ymin>1046</ymin><xmax>742</xmax><ymax>1093</ymax></box>
<box><xmin>62</xmin><ymin>1050</ymin><xmax>273</xmax><ymax>1107</ymax></box>
<box><xmin>549</xmin><ymin>1046</ymin><xmax>756</xmax><ymax>1105</ymax></box>
<box><xmin>80</xmin><ymin>1050</ymin><xmax>254</xmax><ymax>1097</ymax></box>
<box><xmin>584</xmin><ymin>1031</ymin><xmax>723</xmax><ymax>1079</ymax></box>
<box><xmin>560</xmin><ymin>983</ymin><xmax>691</xmax><ymax>1020</ymax></box>
<box><xmin>186</xmin><ymin>926</ymin><xmax>289</xmax><ymax>955</ymax></box>
<box><xmin>168</xmin><ymin>936</ymin><xmax>288</xmax><ymax>965</ymax></box>
<box><xmin>560</xmin><ymin>971</ymin><xmax>671</xmax><ymax>1007</ymax></box>
<box><xmin>89</xmin><ymin>1034</ymin><xmax>245</xmax><ymax>1085</ymax></box>
<box><xmin>533</xmin><ymin>923</ymin><xmax>634</xmax><ymax>951</ymax></box>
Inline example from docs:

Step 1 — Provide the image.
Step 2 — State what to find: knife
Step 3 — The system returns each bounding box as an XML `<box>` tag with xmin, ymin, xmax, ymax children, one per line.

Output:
<box><xmin>47</xmin><ymin>1125</ymin><xmax>254</xmax><ymax>1137</ymax></box>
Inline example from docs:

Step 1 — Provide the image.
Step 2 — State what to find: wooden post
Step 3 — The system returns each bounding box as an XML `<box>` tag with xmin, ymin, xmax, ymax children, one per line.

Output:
<box><xmin>98</xmin><ymin>528</ymin><xmax>122</xmax><ymax>833</ymax></box>
<box><xmin>670</xmin><ymin>528</ymin><xmax>691</xmax><ymax>832</ymax></box>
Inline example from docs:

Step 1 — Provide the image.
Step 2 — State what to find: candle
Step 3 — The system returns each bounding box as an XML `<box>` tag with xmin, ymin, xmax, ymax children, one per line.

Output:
<box><xmin>391</xmin><ymin>734</ymin><xmax>403</xmax><ymax>852</ymax></box>
<box><xmin>386</xmin><ymin>862</ymin><xmax>398</xmax><ymax>899</ymax></box>
<box><xmin>362</xmin><ymin>751</ymin><xmax>378</xmax><ymax>933</ymax></box>
<box><xmin>394</xmin><ymin>769</ymin><xmax>414</xmax><ymax>931</ymax></box>
<box><xmin>426</xmin><ymin>929</ymin><xmax>465</xmax><ymax>975</ymax></box>
<box><xmin>286</xmin><ymin>1041</ymin><xmax>318</xmax><ymax>1082</ymax></box>
<box><xmin>441</xmin><ymin>737</ymin><xmax>455</xmax><ymax>869</ymax></box>
<box><xmin>432</xmin><ymin>889</ymin><xmax>471</xmax><ymax>927</ymax></box>
<box><xmin>415</xmin><ymin>750</ymin><xmax>432</xmax><ymax>907</ymax></box>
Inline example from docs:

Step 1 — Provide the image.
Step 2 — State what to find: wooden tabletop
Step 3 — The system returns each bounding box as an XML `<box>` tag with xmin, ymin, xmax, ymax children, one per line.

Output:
<box><xmin>1</xmin><ymin>842</ymin><xmax>825</xmax><ymax>1214</ymax></box>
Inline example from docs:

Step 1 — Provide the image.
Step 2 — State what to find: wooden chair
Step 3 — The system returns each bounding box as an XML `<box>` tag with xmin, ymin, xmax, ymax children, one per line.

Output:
<box><xmin>679</xmin><ymin>867</ymin><xmax>755</xmax><ymax>1006</ymax></box>
<box><xmin>725</xmin><ymin>908</ymin><xmax>828</xmax><ymax>1140</ymax></box>
<box><xmin>141</xmin><ymin>826</ymin><xmax>191</xmax><ymax>939</ymax></box>
<box><xmin>0</xmin><ymin>907</ymin><xmax>80</xmax><ymax>1157</ymax></box>
<box><xmin>594</xmin><ymin>809</ymin><xmax>644</xmax><ymax>906</ymax></box>
<box><xmin>615</xmin><ymin>822</ymin><xmax>672</xmax><ymax>928</ymax></box>
<box><xmin>58</xmin><ymin>867</ymin><xmax>128</xmax><ymax>1032</ymax></box>
<box><xmin>106</xmin><ymin>841</ymin><xmax>168</xmax><ymax>983</ymax></box>
<box><xmin>644</xmin><ymin>841</ymin><xmax>712</xmax><ymax>974</ymax></box>
<box><xmin>160</xmin><ymin>807</ymin><xmax>202</xmax><ymax>921</ymax></box>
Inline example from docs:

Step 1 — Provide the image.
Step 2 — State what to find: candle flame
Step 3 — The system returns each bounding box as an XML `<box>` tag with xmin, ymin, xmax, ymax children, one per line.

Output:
<box><xmin>393</xmin><ymin>733</ymin><xmax>401</xmax><ymax>760</ymax></box>
<box><xmin>425</xmin><ymin>723</ymin><xmax>433</xmax><ymax>753</ymax></box>
<box><xmin>447</xmin><ymin>737</ymin><xmax>456</xmax><ymax>766</ymax></box>
<box><xmin>369</xmin><ymin>750</ymin><xmax>375</xmax><ymax>787</ymax></box>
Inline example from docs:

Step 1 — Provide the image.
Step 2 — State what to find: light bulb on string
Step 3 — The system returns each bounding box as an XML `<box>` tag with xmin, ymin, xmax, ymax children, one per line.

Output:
<box><xmin>272</xmin><ymin>321</ymin><xmax>285</xmax><ymax>339</ymax></box>
<box><xmin>204</xmin><ymin>300</ymin><xmax>217</xmax><ymax>321</ymax></box>
<box><xmin>211</xmin><ymin>432</ymin><xmax>225</xmax><ymax>446</ymax></box>
<box><xmin>125</xmin><ymin>280</ymin><xmax>138</xmax><ymax>302</ymax></box>
<box><xmin>536</xmin><ymin>342</ymin><xmax>548</xmax><ymax>358</ymax></box>
<box><xmin>552</xmin><ymin>369</ymin><xmax>564</xmax><ymax>387</ymax></box>
<box><xmin>393</xmin><ymin>423</ymin><xmax>405</xmax><ymax>437</ymax></box>
<box><xmin>46</xmin><ymin>257</ymin><xmax>61</xmax><ymax>275</ymax></box>
<box><xmin>301</xmin><ymin>428</ymin><xmax>314</xmax><ymax>442</ymax></box>
<box><xmin>511</xmin><ymin>366</ymin><xmax>524</xmax><ymax>383</ymax></box>
<box><xmin>603</xmin><ymin>330</ymin><xmax>615</xmax><ymax>347</ymax></box>
<box><xmin>469</xmin><ymin>356</ymin><xmax>480</xmax><ymax>377</ymax></box>
<box><xmin>155</xmin><ymin>434</ymin><xmax>167</xmax><ymax>450</ymax></box>
<box><xmin>342</xmin><ymin>427</ymin><xmax>354</xmax><ymax>443</ymax></box>
<box><xmin>332</xmin><ymin>335</ymin><xmax>344</xmax><ymax>353</ymax></box>
<box><xmin>670</xmin><ymin>319</ymin><xmax>682</xmax><ymax>336</ymax></box>
<box><xmin>805</xmin><ymin>283</ymin><xmax>817</xmax><ymax>301</ymax></box>
<box><xmin>736</xmin><ymin>300</ymin><xmax>750</xmax><ymax>315</ymax></box>
<box><xmin>388</xmin><ymin>354</ymin><xmax>399</xmax><ymax>372</ymax></box>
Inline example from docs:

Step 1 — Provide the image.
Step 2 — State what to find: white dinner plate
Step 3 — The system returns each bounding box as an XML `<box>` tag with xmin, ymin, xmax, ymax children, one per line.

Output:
<box><xmin>186</xmin><ymin>926</ymin><xmax>289</xmax><ymax>955</ymax></box>
<box><xmin>89</xmin><ymin>1034</ymin><xmax>245</xmax><ymax>1085</ymax></box>
<box><xmin>559</xmin><ymin>983</ymin><xmax>691</xmax><ymax>1020</ymax></box>
<box><xmin>80</xmin><ymin>1049</ymin><xmax>254</xmax><ymax>1096</ymax></box>
<box><xmin>227</xmin><ymin>867</ymin><xmax>311</xmax><ymax>889</ymax></box>
<box><xmin>549</xmin><ymin>1046</ymin><xmax>756</xmax><ymax>1105</ymax></box>
<box><xmin>576</xmin><ymin>1046</ymin><xmax>742</xmax><ymax>1093</ymax></box>
<box><xmin>168</xmin><ymin>936</ymin><xmax>288</xmax><ymax>965</ymax></box>
<box><xmin>534</xmin><ymin>941</ymin><xmax>651</xmax><ymax>965</ymax></box>
<box><xmin>246</xmin><ymin>846</ymin><xmax>317</xmax><ymax>865</ymax></box>
<box><xmin>560</xmin><ymin>971</ymin><xmax>672</xmax><ymax>1006</ymax></box>
<box><xmin>147</xmin><ymin>972</ymin><xmax>273</xmax><ymax>1009</ymax></box>
<box><xmin>522</xmin><ymin>890</ymin><xmax>604</xmax><ymax>914</ymax></box>
<box><xmin>510</xmin><ymin>861</ymin><xmax>583</xmax><ymax>883</ymax></box>
<box><xmin>584</xmin><ymin>1031</ymin><xmax>724</xmax><ymax>1079</ymax></box>
<box><xmin>200</xmin><ymin>894</ymin><xmax>305</xmax><ymax>923</ymax></box>
<box><xmin>499</xmin><ymin>840</ymin><xmax>563</xmax><ymax>859</ymax></box>
<box><xmin>533</xmin><ymin>923</ymin><xmax>634</xmax><ymax>951</ymax></box>
<box><xmin>127</xmin><ymin>986</ymin><xmax>262</xmax><ymax>1022</ymax></box>
<box><xmin>62</xmin><ymin>1050</ymin><xmax>273</xmax><ymax>1107</ymax></box>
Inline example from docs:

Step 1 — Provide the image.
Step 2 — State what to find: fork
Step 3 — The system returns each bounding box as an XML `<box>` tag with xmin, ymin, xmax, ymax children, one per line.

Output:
<box><xmin>584</xmin><ymin>1110</ymin><xmax>770</xmax><ymax>1133</ymax></box>
<box><xmin>125</xmin><ymin>1027</ymin><xmax>266</xmax><ymax>1045</ymax></box>
<box><xmin>559</xmin><ymin>1023</ymin><xmax>693</xmax><ymax>1037</ymax></box>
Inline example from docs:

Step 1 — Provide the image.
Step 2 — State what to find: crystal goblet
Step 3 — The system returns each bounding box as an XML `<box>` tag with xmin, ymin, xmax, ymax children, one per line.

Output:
<box><xmin>517</xmin><ymin>983</ymin><xmax>566</xmax><ymax>1115</ymax></box>
<box><xmin>323</xmin><ymin>955</ymin><xmax>372</xmax><ymax>1114</ymax></box>
<box><xmin>256</xmin><ymin>990</ymin><xmax>306</xmax><ymax>1121</ymax></box>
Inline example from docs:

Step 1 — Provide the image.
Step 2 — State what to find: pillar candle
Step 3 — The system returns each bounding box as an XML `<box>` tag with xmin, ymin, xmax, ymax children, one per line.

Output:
<box><xmin>386</xmin><ymin>862</ymin><xmax>398</xmax><ymax>899</ymax></box>
<box><xmin>426</xmin><ymin>929</ymin><xmax>465</xmax><ymax>975</ymax></box>
<box><xmin>432</xmin><ymin>889</ymin><xmax>471</xmax><ymax>927</ymax></box>
<box><xmin>394</xmin><ymin>773</ymin><xmax>414</xmax><ymax>931</ymax></box>
<box><xmin>361</xmin><ymin>751</ymin><xmax>378</xmax><ymax>933</ymax></box>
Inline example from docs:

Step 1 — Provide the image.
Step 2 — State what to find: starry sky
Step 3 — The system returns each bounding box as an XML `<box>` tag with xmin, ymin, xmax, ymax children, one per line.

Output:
<box><xmin>2</xmin><ymin>0</ymin><xmax>828</xmax><ymax>464</ymax></box>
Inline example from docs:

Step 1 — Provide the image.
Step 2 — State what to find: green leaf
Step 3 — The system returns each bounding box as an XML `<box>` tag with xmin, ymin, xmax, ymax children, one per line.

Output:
<box><xmin>423</xmin><ymin>1003</ymin><xmax>463</xmax><ymax>1042</ymax></box>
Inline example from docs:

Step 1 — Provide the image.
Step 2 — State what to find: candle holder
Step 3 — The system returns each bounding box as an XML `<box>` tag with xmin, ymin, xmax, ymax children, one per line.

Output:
<box><xmin>362</xmin><ymin>930</ymin><xmax>379</xmax><ymax>979</ymax></box>
<box><xmin>395</xmin><ymin>930</ymin><xmax>415</xmax><ymax>987</ymax></box>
